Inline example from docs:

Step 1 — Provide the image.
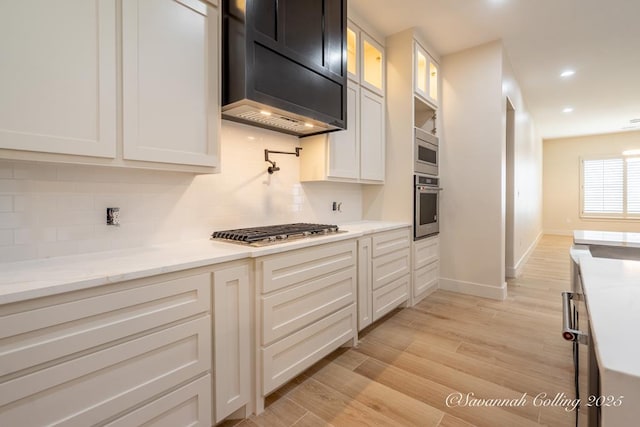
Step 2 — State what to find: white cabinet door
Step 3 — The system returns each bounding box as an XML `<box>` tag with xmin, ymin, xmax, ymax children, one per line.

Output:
<box><xmin>360</xmin><ymin>89</ymin><xmax>385</xmax><ymax>182</ymax></box>
<box><xmin>213</xmin><ymin>264</ymin><xmax>250</xmax><ymax>423</ymax></box>
<box><xmin>0</xmin><ymin>0</ymin><xmax>117</xmax><ymax>158</ymax></box>
<box><xmin>360</xmin><ymin>32</ymin><xmax>385</xmax><ymax>96</ymax></box>
<box><xmin>414</xmin><ymin>42</ymin><xmax>438</xmax><ymax>108</ymax></box>
<box><xmin>328</xmin><ymin>81</ymin><xmax>360</xmax><ymax>180</ymax></box>
<box><xmin>357</xmin><ymin>237</ymin><xmax>373</xmax><ymax>331</ymax></box>
<box><xmin>122</xmin><ymin>0</ymin><xmax>219</xmax><ymax>167</ymax></box>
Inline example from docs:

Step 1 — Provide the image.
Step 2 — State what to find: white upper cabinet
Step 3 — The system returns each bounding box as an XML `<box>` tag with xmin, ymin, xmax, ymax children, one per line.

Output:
<box><xmin>0</xmin><ymin>0</ymin><xmax>117</xmax><ymax>158</ymax></box>
<box><xmin>360</xmin><ymin>89</ymin><xmax>385</xmax><ymax>182</ymax></box>
<box><xmin>414</xmin><ymin>42</ymin><xmax>439</xmax><ymax>108</ymax></box>
<box><xmin>0</xmin><ymin>0</ymin><xmax>219</xmax><ymax>172</ymax></box>
<box><xmin>327</xmin><ymin>81</ymin><xmax>360</xmax><ymax>179</ymax></box>
<box><xmin>122</xmin><ymin>0</ymin><xmax>219</xmax><ymax>167</ymax></box>
<box><xmin>299</xmin><ymin>18</ymin><xmax>385</xmax><ymax>184</ymax></box>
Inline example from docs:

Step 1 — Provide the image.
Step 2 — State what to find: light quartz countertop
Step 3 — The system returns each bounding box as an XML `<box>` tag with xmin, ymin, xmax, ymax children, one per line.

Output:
<box><xmin>574</xmin><ymin>230</ymin><xmax>640</xmax><ymax>248</ymax></box>
<box><xmin>0</xmin><ymin>221</ymin><xmax>409</xmax><ymax>305</ymax></box>
<box><xmin>572</xmin><ymin>232</ymin><xmax>640</xmax><ymax>426</ymax></box>
<box><xmin>578</xmin><ymin>256</ymin><xmax>640</xmax><ymax>426</ymax></box>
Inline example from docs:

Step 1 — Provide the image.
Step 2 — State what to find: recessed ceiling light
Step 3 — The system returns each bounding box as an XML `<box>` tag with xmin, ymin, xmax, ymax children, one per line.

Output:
<box><xmin>560</xmin><ymin>70</ymin><xmax>575</xmax><ymax>78</ymax></box>
<box><xmin>563</xmin><ymin>107</ymin><xmax>574</xmax><ymax>113</ymax></box>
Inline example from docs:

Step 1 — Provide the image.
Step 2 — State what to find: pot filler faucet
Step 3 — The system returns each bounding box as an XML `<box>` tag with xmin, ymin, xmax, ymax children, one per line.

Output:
<box><xmin>264</xmin><ymin>147</ymin><xmax>302</xmax><ymax>174</ymax></box>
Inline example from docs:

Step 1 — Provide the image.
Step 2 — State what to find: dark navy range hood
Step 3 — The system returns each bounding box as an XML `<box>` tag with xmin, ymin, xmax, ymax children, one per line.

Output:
<box><xmin>221</xmin><ymin>0</ymin><xmax>347</xmax><ymax>137</ymax></box>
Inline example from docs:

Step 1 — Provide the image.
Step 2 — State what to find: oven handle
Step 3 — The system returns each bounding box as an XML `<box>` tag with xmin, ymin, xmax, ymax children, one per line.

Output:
<box><xmin>561</xmin><ymin>291</ymin><xmax>589</xmax><ymax>344</ymax></box>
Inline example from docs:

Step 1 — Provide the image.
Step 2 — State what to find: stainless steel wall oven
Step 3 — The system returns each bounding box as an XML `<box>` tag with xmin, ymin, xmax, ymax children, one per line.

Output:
<box><xmin>414</xmin><ymin>175</ymin><xmax>440</xmax><ymax>240</ymax></box>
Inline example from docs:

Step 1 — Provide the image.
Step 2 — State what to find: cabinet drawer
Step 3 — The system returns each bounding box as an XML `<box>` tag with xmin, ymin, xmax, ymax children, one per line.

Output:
<box><xmin>371</xmin><ymin>228</ymin><xmax>410</xmax><ymax>258</ymax></box>
<box><xmin>372</xmin><ymin>275</ymin><xmax>409</xmax><ymax>322</ymax></box>
<box><xmin>260</xmin><ymin>240</ymin><xmax>356</xmax><ymax>294</ymax></box>
<box><xmin>372</xmin><ymin>248</ymin><xmax>410</xmax><ymax>290</ymax></box>
<box><xmin>104</xmin><ymin>374</ymin><xmax>211</xmax><ymax>427</ymax></box>
<box><xmin>0</xmin><ymin>316</ymin><xmax>211</xmax><ymax>427</ymax></box>
<box><xmin>414</xmin><ymin>236</ymin><xmax>439</xmax><ymax>269</ymax></box>
<box><xmin>414</xmin><ymin>262</ymin><xmax>438</xmax><ymax>299</ymax></box>
<box><xmin>262</xmin><ymin>268</ymin><xmax>356</xmax><ymax>345</ymax></box>
<box><xmin>0</xmin><ymin>272</ymin><xmax>210</xmax><ymax>376</ymax></box>
<box><xmin>262</xmin><ymin>304</ymin><xmax>356</xmax><ymax>394</ymax></box>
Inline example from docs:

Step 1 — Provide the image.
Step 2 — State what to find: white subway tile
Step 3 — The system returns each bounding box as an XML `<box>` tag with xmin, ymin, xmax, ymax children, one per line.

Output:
<box><xmin>56</xmin><ymin>225</ymin><xmax>94</xmax><ymax>242</ymax></box>
<box><xmin>13</xmin><ymin>228</ymin><xmax>32</xmax><ymax>245</ymax></box>
<box><xmin>57</xmin><ymin>194</ymin><xmax>94</xmax><ymax>212</ymax></box>
<box><xmin>0</xmin><ymin>196</ymin><xmax>13</xmax><ymax>212</ymax></box>
<box><xmin>0</xmin><ymin>245</ymin><xmax>37</xmax><ymax>263</ymax></box>
<box><xmin>12</xmin><ymin>195</ymin><xmax>28</xmax><ymax>212</ymax></box>
<box><xmin>37</xmin><ymin>241</ymin><xmax>79</xmax><ymax>259</ymax></box>
<box><xmin>0</xmin><ymin>212</ymin><xmax>26</xmax><ymax>229</ymax></box>
<box><xmin>0</xmin><ymin>230</ymin><xmax>13</xmax><ymax>246</ymax></box>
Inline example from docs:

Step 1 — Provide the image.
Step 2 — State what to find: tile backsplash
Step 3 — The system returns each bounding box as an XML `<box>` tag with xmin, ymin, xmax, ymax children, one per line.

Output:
<box><xmin>0</xmin><ymin>122</ymin><xmax>363</xmax><ymax>262</ymax></box>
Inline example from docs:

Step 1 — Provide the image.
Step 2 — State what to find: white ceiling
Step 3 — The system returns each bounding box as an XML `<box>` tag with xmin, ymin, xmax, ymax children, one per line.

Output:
<box><xmin>350</xmin><ymin>0</ymin><xmax>640</xmax><ymax>139</ymax></box>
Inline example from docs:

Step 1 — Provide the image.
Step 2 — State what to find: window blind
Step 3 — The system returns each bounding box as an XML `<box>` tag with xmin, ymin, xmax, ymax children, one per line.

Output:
<box><xmin>582</xmin><ymin>158</ymin><xmax>624</xmax><ymax>214</ymax></box>
<box><xmin>627</xmin><ymin>158</ymin><xmax>640</xmax><ymax>214</ymax></box>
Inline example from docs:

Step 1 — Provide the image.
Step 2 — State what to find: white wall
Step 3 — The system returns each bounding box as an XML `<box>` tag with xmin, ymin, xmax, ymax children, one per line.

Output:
<box><xmin>0</xmin><ymin>122</ymin><xmax>363</xmax><ymax>262</ymax></box>
<box><xmin>440</xmin><ymin>41</ymin><xmax>506</xmax><ymax>300</ymax></box>
<box><xmin>440</xmin><ymin>40</ymin><xmax>543</xmax><ymax>299</ymax></box>
<box><xmin>502</xmin><ymin>52</ymin><xmax>544</xmax><ymax>277</ymax></box>
<box><xmin>543</xmin><ymin>130</ymin><xmax>640</xmax><ymax>235</ymax></box>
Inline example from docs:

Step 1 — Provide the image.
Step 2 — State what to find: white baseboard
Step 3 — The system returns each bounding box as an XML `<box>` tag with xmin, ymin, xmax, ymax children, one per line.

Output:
<box><xmin>506</xmin><ymin>231</ymin><xmax>543</xmax><ymax>278</ymax></box>
<box><xmin>543</xmin><ymin>229</ymin><xmax>574</xmax><ymax>236</ymax></box>
<box><xmin>438</xmin><ymin>278</ymin><xmax>507</xmax><ymax>300</ymax></box>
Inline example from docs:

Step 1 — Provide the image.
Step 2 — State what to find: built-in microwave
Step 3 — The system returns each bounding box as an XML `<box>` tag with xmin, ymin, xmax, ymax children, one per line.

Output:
<box><xmin>415</xmin><ymin>127</ymin><xmax>438</xmax><ymax>176</ymax></box>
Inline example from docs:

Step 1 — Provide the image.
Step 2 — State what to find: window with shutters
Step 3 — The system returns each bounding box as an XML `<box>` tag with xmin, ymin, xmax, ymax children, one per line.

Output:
<box><xmin>581</xmin><ymin>156</ymin><xmax>640</xmax><ymax>218</ymax></box>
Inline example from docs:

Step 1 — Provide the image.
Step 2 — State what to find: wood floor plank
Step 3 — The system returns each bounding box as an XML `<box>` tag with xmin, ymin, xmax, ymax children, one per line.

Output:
<box><xmin>287</xmin><ymin>377</ymin><xmax>403</xmax><ymax>426</ymax></box>
<box><xmin>311</xmin><ymin>361</ymin><xmax>444</xmax><ymax>426</ymax></box>
<box><xmin>244</xmin><ymin>235</ymin><xmax>575</xmax><ymax>427</ymax></box>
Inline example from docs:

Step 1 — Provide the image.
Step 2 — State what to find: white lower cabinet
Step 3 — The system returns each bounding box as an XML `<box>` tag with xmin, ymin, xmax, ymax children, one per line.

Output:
<box><xmin>412</xmin><ymin>235</ymin><xmax>440</xmax><ymax>304</ymax></box>
<box><xmin>256</xmin><ymin>240</ymin><xmax>357</xmax><ymax>411</ymax></box>
<box><xmin>104</xmin><ymin>375</ymin><xmax>212</xmax><ymax>427</ymax></box>
<box><xmin>213</xmin><ymin>263</ymin><xmax>251</xmax><ymax>423</ymax></box>
<box><xmin>0</xmin><ymin>271</ymin><xmax>212</xmax><ymax>427</ymax></box>
<box><xmin>357</xmin><ymin>227</ymin><xmax>411</xmax><ymax>330</ymax></box>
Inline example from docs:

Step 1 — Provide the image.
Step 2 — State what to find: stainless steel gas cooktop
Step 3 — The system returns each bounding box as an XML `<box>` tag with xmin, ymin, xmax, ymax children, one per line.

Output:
<box><xmin>211</xmin><ymin>223</ymin><xmax>343</xmax><ymax>246</ymax></box>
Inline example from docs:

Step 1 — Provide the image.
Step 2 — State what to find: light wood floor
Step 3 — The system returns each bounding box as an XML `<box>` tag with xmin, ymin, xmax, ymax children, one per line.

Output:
<box><xmin>226</xmin><ymin>235</ymin><xmax>575</xmax><ymax>427</ymax></box>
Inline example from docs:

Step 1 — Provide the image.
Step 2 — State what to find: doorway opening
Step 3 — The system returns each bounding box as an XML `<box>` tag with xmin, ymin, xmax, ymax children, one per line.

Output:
<box><xmin>505</xmin><ymin>97</ymin><xmax>516</xmax><ymax>278</ymax></box>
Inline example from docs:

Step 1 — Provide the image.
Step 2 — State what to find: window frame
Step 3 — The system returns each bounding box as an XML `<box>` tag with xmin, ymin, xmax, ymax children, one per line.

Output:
<box><xmin>580</xmin><ymin>155</ymin><xmax>640</xmax><ymax>220</ymax></box>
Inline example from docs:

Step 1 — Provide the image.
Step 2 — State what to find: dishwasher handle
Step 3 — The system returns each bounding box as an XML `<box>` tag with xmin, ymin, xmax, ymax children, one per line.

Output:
<box><xmin>561</xmin><ymin>291</ymin><xmax>588</xmax><ymax>345</ymax></box>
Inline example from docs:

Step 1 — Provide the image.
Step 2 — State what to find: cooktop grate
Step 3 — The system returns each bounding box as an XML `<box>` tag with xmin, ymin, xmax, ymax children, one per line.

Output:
<box><xmin>211</xmin><ymin>223</ymin><xmax>341</xmax><ymax>245</ymax></box>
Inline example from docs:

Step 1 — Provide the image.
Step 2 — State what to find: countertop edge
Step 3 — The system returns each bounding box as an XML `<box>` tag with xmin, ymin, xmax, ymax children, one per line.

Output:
<box><xmin>0</xmin><ymin>221</ymin><xmax>411</xmax><ymax>305</ymax></box>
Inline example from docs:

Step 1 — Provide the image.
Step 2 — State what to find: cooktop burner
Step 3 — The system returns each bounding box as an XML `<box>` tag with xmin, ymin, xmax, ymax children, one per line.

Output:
<box><xmin>211</xmin><ymin>223</ymin><xmax>342</xmax><ymax>246</ymax></box>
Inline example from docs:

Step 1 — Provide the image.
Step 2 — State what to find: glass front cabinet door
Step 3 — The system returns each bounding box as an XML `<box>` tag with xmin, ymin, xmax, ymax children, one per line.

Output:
<box><xmin>414</xmin><ymin>42</ymin><xmax>438</xmax><ymax>107</ymax></box>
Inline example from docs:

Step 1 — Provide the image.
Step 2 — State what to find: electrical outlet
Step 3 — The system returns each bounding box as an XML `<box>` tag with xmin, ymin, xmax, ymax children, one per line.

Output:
<box><xmin>106</xmin><ymin>207</ymin><xmax>120</xmax><ymax>226</ymax></box>
<box><xmin>332</xmin><ymin>202</ymin><xmax>342</xmax><ymax>212</ymax></box>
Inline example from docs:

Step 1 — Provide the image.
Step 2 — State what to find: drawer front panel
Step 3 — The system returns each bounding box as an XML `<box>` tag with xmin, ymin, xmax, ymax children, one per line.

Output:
<box><xmin>104</xmin><ymin>374</ymin><xmax>211</xmax><ymax>427</ymax></box>
<box><xmin>0</xmin><ymin>272</ymin><xmax>210</xmax><ymax>376</ymax></box>
<box><xmin>372</xmin><ymin>248</ymin><xmax>410</xmax><ymax>290</ymax></box>
<box><xmin>260</xmin><ymin>241</ymin><xmax>356</xmax><ymax>294</ymax></box>
<box><xmin>0</xmin><ymin>316</ymin><xmax>211</xmax><ymax>427</ymax></box>
<box><xmin>414</xmin><ymin>262</ymin><xmax>439</xmax><ymax>298</ymax></box>
<box><xmin>371</xmin><ymin>228</ymin><xmax>410</xmax><ymax>258</ymax></box>
<box><xmin>262</xmin><ymin>267</ymin><xmax>356</xmax><ymax>345</ymax></box>
<box><xmin>262</xmin><ymin>304</ymin><xmax>356</xmax><ymax>394</ymax></box>
<box><xmin>372</xmin><ymin>275</ymin><xmax>409</xmax><ymax>322</ymax></box>
<box><xmin>414</xmin><ymin>236</ymin><xmax>439</xmax><ymax>269</ymax></box>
